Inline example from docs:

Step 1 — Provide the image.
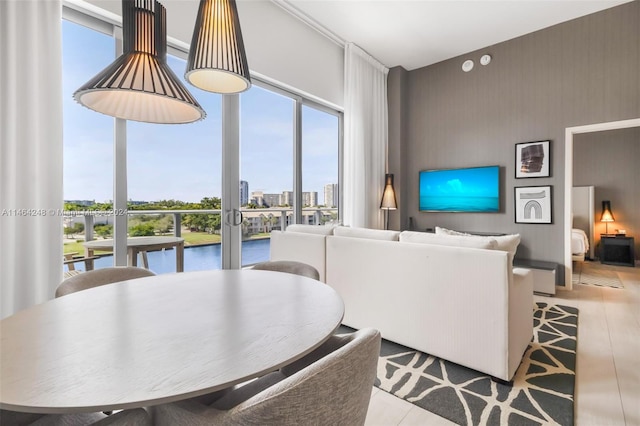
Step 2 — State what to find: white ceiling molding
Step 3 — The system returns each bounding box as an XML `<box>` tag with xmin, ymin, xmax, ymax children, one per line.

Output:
<box><xmin>270</xmin><ymin>0</ymin><xmax>345</xmax><ymax>47</ymax></box>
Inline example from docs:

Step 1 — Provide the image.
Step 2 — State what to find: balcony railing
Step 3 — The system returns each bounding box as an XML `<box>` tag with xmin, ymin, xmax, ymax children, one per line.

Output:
<box><xmin>64</xmin><ymin>207</ymin><xmax>339</xmax><ymax>242</ymax></box>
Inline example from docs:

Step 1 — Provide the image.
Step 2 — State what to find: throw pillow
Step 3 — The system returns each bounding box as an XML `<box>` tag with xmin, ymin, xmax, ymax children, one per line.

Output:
<box><xmin>399</xmin><ymin>231</ymin><xmax>498</xmax><ymax>250</ymax></box>
<box><xmin>435</xmin><ymin>226</ymin><xmax>520</xmax><ymax>260</ymax></box>
<box><xmin>286</xmin><ymin>224</ymin><xmax>336</xmax><ymax>235</ymax></box>
<box><xmin>333</xmin><ymin>226</ymin><xmax>401</xmax><ymax>241</ymax></box>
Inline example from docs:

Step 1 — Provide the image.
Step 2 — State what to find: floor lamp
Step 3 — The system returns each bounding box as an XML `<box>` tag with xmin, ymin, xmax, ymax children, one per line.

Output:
<box><xmin>380</xmin><ymin>174</ymin><xmax>397</xmax><ymax>230</ymax></box>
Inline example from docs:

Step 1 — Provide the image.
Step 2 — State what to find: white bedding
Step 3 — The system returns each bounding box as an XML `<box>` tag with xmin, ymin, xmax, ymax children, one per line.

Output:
<box><xmin>572</xmin><ymin>228</ymin><xmax>589</xmax><ymax>255</ymax></box>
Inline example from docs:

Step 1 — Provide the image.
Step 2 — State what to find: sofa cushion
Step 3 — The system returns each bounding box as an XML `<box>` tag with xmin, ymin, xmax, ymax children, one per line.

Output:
<box><xmin>333</xmin><ymin>226</ymin><xmax>401</xmax><ymax>241</ymax></box>
<box><xmin>399</xmin><ymin>231</ymin><xmax>498</xmax><ymax>249</ymax></box>
<box><xmin>286</xmin><ymin>224</ymin><xmax>336</xmax><ymax>235</ymax></box>
<box><xmin>435</xmin><ymin>227</ymin><xmax>520</xmax><ymax>260</ymax></box>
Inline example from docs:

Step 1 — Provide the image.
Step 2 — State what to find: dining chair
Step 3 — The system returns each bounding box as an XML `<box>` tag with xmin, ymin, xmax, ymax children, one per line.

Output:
<box><xmin>63</xmin><ymin>252</ymin><xmax>98</xmax><ymax>279</ymax></box>
<box><xmin>251</xmin><ymin>260</ymin><xmax>320</xmax><ymax>280</ymax></box>
<box><xmin>55</xmin><ymin>267</ymin><xmax>156</xmax><ymax>298</ymax></box>
<box><xmin>0</xmin><ymin>407</ymin><xmax>151</xmax><ymax>425</ymax></box>
<box><xmin>150</xmin><ymin>328</ymin><xmax>381</xmax><ymax>426</ymax></box>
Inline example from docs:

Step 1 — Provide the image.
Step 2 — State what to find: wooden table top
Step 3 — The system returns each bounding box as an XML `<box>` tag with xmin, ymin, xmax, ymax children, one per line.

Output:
<box><xmin>0</xmin><ymin>270</ymin><xmax>344</xmax><ymax>414</ymax></box>
<box><xmin>83</xmin><ymin>236</ymin><xmax>184</xmax><ymax>250</ymax></box>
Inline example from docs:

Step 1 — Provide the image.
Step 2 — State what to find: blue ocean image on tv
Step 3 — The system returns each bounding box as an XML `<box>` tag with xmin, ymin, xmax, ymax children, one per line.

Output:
<box><xmin>419</xmin><ymin>166</ymin><xmax>499</xmax><ymax>212</ymax></box>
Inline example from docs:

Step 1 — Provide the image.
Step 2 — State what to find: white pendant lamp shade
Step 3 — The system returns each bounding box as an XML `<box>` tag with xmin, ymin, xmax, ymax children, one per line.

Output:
<box><xmin>74</xmin><ymin>0</ymin><xmax>205</xmax><ymax>124</ymax></box>
<box><xmin>186</xmin><ymin>0</ymin><xmax>251</xmax><ymax>94</ymax></box>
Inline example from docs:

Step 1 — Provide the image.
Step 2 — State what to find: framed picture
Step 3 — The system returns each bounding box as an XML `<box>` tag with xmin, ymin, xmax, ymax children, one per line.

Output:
<box><xmin>515</xmin><ymin>186</ymin><xmax>552</xmax><ymax>224</ymax></box>
<box><xmin>515</xmin><ymin>140</ymin><xmax>550</xmax><ymax>178</ymax></box>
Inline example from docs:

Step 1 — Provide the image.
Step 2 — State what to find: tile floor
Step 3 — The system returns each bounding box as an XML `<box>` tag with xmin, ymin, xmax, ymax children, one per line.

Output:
<box><xmin>364</xmin><ymin>261</ymin><xmax>640</xmax><ymax>425</ymax></box>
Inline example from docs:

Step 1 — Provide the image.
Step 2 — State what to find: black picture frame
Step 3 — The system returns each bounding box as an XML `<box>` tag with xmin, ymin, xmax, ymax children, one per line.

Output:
<box><xmin>515</xmin><ymin>140</ymin><xmax>550</xmax><ymax>178</ymax></box>
<box><xmin>514</xmin><ymin>185</ymin><xmax>552</xmax><ymax>224</ymax></box>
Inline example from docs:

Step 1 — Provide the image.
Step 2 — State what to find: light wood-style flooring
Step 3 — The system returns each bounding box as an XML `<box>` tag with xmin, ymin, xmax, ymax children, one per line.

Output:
<box><xmin>364</xmin><ymin>261</ymin><xmax>640</xmax><ymax>425</ymax></box>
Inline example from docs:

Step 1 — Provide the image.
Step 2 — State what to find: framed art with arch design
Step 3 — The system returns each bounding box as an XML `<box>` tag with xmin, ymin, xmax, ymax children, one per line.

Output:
<box><xmin>515</xmin><ymin>185</ymin><xmax>552</xmax><ymax>224</ymax></box>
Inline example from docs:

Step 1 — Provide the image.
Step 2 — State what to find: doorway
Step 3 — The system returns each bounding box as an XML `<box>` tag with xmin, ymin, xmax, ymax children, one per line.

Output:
<box><xmin>563</xmin><ymin>118</ymin><xmax>640</xmax><ymax>289</ymax></box>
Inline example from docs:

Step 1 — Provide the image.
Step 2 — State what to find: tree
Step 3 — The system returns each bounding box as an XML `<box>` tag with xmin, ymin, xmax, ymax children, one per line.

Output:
<box><xmin>94</xmin><ymin>224</ymin><xmax>113</xmax><ymax>238</ymax></box>
<box><xmin>64</xmin><ymin>222</ymin><xmax>84</xmax><ymax>238</ymax></box>
<box><xmin>129</xmin><ymin>223</ymin><xmax>155</xmax><ymax>237</ymax></box>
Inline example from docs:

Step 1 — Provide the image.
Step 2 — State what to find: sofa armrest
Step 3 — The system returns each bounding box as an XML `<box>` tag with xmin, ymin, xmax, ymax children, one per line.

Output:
<box><xmin>507</xmin><ymin>267</ymin><xmax>534</xmax><ymax>379</ymax></box>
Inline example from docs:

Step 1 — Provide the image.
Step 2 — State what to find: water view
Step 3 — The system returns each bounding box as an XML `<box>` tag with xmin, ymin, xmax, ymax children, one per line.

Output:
<box><xmin>80</xmin><ymin>238</ymin><xmax>271</xmax><ymax>274</ymax></box>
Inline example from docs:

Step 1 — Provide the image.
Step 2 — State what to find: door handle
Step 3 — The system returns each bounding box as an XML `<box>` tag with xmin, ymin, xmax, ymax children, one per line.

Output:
<box><xmin>225</xmin><ymin>209</ymin><xmax>243</xmax><ymax>227</ymax></box>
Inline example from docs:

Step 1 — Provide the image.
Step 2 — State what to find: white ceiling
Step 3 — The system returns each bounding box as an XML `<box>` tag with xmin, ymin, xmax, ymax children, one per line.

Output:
<box><xmin>279</xmin><ymin>0</ymin><xmax>632</xmax><ymax>70</ymax></box>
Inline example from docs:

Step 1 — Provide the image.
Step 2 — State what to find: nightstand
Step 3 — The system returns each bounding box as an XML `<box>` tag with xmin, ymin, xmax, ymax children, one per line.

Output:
<box><xmin>600</xmin><ymin>236</ymin><xmax>635</xmax><ymax>267</ymax></box>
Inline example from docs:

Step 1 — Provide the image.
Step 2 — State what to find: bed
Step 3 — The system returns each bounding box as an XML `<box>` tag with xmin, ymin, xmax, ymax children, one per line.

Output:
<box><xmin>572</xmin><ymin>186</ymin><xmax>595</xmax><ymax>261</ymax></box>
<box><xmin>572</xmin><ymin>228</ymin><xmax>589</xmax><ymax>262</ymax></box>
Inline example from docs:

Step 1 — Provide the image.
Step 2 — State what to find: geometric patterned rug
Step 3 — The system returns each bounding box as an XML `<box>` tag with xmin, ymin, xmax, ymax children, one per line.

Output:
<box><xmin>572</xmin><ymin>261</ymin><xmax>624</xmax><ymax>289</ymax></box>
<box><xmin>370</xmin><ymin>303</ymin><xmax>579</xmax><ymax>426</ymax></box>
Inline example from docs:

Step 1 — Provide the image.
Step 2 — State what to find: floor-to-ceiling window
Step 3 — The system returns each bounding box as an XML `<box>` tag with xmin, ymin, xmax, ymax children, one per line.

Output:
<box><xmin>61</xmin><ymin>8</ymin><xmax>342</xmax><ymax>274</ymax></box>
<box><xmin>127</xmin><ymin>54</ymin><xmax>222</xmax><ymax>272</ymax></box>
<box><xmin>302</xmin><ymin>104</ymin><xmax>340</xmax><ymax>225</ymax></box>
<box><xmin>61</xmin><ymin>19</ymin><xmax>115</xmax><ymax>266</ymax></box>
<box><xmin>240</xmin><ymin>84</ymin><xmax>295</xmax><ymax>266</ymax></box>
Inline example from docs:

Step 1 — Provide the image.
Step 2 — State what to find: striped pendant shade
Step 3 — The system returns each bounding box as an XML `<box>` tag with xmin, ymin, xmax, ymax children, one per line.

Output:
<box><xmin>74</xmin><ymin>0</ymin><xmax>205</xmax><ymax>124</ymax></box>
<box><xmin>186</xmin><ymin>0</ymin><xmax>251</xmax><ymax>94</ymax></box>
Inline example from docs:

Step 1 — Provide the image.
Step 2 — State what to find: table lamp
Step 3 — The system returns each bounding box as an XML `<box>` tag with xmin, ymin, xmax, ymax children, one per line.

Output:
<box><xmin>600</xmin><ymin>200</ymin><xmax>615</xmax><ymax>235</ymax></box>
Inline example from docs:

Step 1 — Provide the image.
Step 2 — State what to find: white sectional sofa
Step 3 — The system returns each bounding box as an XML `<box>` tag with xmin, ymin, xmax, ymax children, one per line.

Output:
<box><xmin>270</xmin><ymin>225</ymin><xmax>533</xmax><ymax>382</ymax></box>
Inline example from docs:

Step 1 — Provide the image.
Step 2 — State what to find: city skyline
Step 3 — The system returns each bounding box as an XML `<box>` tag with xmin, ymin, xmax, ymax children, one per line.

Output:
<box><xmin>62</xmin><ymin>20</ymin><xmax>339</xmax><ymax>204</ymax></box>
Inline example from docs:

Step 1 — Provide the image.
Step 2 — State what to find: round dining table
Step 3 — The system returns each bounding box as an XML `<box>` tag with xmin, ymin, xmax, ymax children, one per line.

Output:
<box><xmin>0</xmin><ymin>270</ymin><xmax>344</xmax><ymax>414</ymax></box>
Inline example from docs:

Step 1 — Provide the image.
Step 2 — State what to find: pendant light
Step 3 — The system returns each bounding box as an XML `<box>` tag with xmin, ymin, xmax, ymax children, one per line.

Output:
<box><xmin>74</xmin><ymin>0</ymin><xmax>205</xmax><ymax>124</ymax></box>
<box><xmin>186</xmin><ymin>0</ymin><xmax>251</xmax><ymax>94</ymax></box>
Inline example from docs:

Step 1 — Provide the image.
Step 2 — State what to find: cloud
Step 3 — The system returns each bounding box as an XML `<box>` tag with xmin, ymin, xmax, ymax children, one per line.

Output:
<box><xmin>447</xmin><ymin>179</ymin><xmax>463</xmax><ymax>192</ymax></box>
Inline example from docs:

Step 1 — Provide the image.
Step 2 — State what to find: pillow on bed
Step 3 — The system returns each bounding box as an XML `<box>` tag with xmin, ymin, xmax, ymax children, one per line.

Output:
<box><xmin>435</xmin><ymin>226</ymin><xmax>520</xmax><ymax>262</ymax></box>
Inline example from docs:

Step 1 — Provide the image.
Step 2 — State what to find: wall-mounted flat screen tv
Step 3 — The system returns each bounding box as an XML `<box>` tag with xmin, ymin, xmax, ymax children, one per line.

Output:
<box><xmin>419</xmin><ymin>165</ymin><xmax>500</xmax><ymax>212</ymax></box>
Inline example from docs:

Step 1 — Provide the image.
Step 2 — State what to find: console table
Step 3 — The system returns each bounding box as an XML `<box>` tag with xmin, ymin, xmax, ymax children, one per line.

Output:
<box><xmin>513</xmin><ymin>259</ymin><xmax>558</xmax><ymax>296</ymax></box>
<box><xmin>600</xmin><ymin>236</ymin><xmax>635</xmax><ymax>267</ymax></box>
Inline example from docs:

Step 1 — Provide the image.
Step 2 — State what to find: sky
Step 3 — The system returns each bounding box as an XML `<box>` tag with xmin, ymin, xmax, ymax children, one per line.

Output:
<box><xmin>62</xmin><ymin>20</ymin><xmax>339</xmax><ymax>204</ymax></box>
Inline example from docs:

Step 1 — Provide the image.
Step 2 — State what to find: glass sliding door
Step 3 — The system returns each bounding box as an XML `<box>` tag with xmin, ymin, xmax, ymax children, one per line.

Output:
<box><xmin>63</xmin><ymin>7</ymin><xmax>343</xmax><ymax>274</ymax></box>
<box><xmin>302</xmin><ymin>104</ymin><xmax>340</xmax><ymax>226</ymax></box>
<box><xmin>127</xmin><ymin>54</ymin><xmax>222</xmax><ymax>273</ymax></box>
<box><xmin>239</xmin><ymin>85</ymin><xmax>295</xmax><ymax>267</ymax></box>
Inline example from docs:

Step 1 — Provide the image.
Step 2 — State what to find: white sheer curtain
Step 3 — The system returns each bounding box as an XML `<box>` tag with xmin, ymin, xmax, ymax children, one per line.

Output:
<box><xmin>1</xmin><ymin>0</ymin><xmax>63</xmax><ymax>319</ymax></box>
<box><xmin>343</xmin><ymin>43</ymin><xmax>389</xmax><ymax>229</ymax></box>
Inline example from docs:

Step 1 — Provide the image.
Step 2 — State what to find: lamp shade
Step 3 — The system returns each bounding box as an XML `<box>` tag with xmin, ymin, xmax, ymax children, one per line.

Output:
<box><xmin>74</xmin><ymin>0</ymin><xmax>205</xmax><ymax>124</ymax></box>
<box><xmin>600</xmin><ymin>200</ymin><xmax>615</xmax><ymax>222</ymax></box>
<box><xmin>185</xmin><ymin>0</ymin><xmax>251</xmax><ymax>94</ymax></box>
<box><xmin>380</xmin><ymin>174</ymin><xmax>398</xmax><ymax>210</ymax></box>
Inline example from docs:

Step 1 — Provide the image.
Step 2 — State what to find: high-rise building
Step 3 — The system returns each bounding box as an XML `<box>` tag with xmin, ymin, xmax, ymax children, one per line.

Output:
<box><xmin>281</xmin><ymin>191</ymin><xmax>293</xmax><ymax>206</ymax></box>
<box><xmin>240</xmin><ymin>180</ymin><xmax>249</xmax><ymax>206</ymax></box>
<box><xmin>262</xmin><ymin>193</ymin><xmax>281</xmax><ymax>207</ymax></box>
<box><xmin>302</xmin><ymin>192</ymin><xmax>318</xmax><ymax>207</ymax></box>
<box><xmin>250</xmin><ymin>191</ymin><xmax>264</xmax><ymax>206</ymax></box>
<box><xmin>324</xmin><ymin>183</ymin><xmax>338</xmax><ymax>207</ymax></box>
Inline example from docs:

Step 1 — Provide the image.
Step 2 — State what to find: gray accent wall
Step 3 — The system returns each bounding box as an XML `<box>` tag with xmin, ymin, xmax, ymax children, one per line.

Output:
<box><xmin>387</xmin><ymin>1</ymin><xmax>640</xmax><ymax>283</ymax></box>
<box><xmin>574</xmin><ymin>128</ymin><xmax>640</xmax><ymax>260</ymax></box>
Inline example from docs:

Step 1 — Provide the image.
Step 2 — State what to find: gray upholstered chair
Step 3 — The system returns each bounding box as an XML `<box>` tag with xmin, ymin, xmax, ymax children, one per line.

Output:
<box><xmin>0</xmin><ymin>408</ymin><xmax>151</xmax><ymax>425</ymax></box>
<box><xmin>251</xmin><ymin>260</ymin><xmax>320</xmax><ymax>281</ymax></box>
<box><xmin>55</xmin><ymin>267</ymin><xmax>156</xmax><ymax>298</ymax></box>
<box><xmin>150</xmin><ymin>328</ymin><xmax>381</xmax><ymax>426</ymax></box>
